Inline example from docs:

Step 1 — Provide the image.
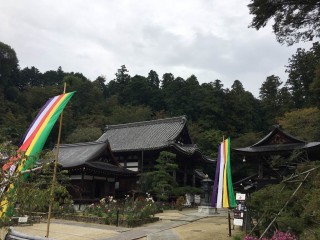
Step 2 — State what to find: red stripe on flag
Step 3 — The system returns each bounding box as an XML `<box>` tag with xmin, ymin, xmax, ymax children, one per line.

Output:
<box><xmin>2</xmin><ymin>94</ymin><xmax>65</xmax><ymax>171</ymax></box>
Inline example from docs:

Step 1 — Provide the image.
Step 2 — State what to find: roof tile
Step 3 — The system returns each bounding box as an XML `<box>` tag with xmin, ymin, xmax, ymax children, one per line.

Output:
<box><xmin>97</xmin><ymin>116</ymin><xmax>188</xmax><ymax>152</ymax></box>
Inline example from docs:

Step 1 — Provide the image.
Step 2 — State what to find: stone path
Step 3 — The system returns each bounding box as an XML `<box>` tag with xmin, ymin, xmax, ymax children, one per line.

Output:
<box><xmin>102</xmin><ymin>210</ymin><xmax>228</xmax><ymax>240</ymax></box>
<box><xmin>102</xmin><ymin>212</ymin><xmax>207</xmax><ymax>240</ymax></box>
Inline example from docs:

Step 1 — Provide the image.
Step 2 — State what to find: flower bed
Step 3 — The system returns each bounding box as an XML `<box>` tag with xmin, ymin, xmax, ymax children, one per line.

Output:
<box><xmin>57</xmin><ymin>194</ymin><xmax>161</xmax><ymax>227</ymax></box>
<box><xmin>57</xmin><ymin>214</ymin><xmax>159</xmax><ymax>227</ymax></box>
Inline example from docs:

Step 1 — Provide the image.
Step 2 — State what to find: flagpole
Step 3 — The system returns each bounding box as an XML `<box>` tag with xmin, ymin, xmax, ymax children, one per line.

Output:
<box><xmin>46</xmin><ymin>82</ymin><xmax>66</xmax><ymax>238</ymax></box>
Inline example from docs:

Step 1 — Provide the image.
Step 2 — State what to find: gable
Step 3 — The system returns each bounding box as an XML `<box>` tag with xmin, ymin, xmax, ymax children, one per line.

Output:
<box><xmin>251</xmin><ymin>125</ymin><xmax>305</xmax><ymax>148</ymax></box>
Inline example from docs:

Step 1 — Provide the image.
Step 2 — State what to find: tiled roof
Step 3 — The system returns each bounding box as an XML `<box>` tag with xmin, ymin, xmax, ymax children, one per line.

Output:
<box><xmin>97</xmin><ymin>116</ymin><xmax>190</xmax><ymax>152</ymax></box>
<box><xmin>234</xmin><ymin>142</ymin><xmax>320</xmax><ymax>154</ymax></box>
<box><xmin>251</xmin><ymin>125</ymin><xmax>305</xmax><ymax>147</ymax></box>
<box><xmin>54</xmin><ymin>140</ymin><xmax>135</xmax><ymax>175</ymax></box>
<box><xmin>234</xmin><ymin>125</ymin><xmax>320</xmax><ymax>155</ymax></box>
<box><xmin>56</xmin><ymin>141</ymin><xmax>109</xmax><ymax>168</ymax></box>
<box><xmin>171</xmin><ymin>143</ymin><xmax>215</xmax><ymax>163</ymax></box>
<box><xmin>85</xmin><ymin>161</ymin><xmax>134</xmax><ymax>174</ymax></box>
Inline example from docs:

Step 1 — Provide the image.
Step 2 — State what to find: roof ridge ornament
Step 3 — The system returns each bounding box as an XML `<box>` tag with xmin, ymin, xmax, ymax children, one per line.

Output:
<box><xmin>272</xmin><ymin>124</ymin><xmax>281</xmax><ymax>130</ymax></box>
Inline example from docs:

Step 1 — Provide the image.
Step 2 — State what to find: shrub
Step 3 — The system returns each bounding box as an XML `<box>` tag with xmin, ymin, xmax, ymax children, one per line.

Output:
<box><xmin>84</xmin><ymin>193</ymin><xmax>158</xmax><ymax>225</ymax></box>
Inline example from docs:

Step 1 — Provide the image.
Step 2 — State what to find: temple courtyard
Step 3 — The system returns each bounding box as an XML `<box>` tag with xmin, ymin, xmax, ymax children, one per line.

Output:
<box><xmin>1</xmin><ymin>208</ymin><xmax>241</xmax><ymax>240</ymax></box>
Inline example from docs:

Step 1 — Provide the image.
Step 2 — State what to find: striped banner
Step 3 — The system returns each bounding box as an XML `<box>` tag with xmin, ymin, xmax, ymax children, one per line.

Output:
<box><xmin>0</xmin><ymin>92</ymin><xmax>75</xmax><ymax>217</ymax></box>
<box><xmin>211</xmin><ymin>138</ymin><xmax>236</xmax><ymax>208</ymax></box>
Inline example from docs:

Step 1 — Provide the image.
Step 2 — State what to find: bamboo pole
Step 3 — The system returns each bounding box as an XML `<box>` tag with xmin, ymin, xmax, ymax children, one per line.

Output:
<box><xmin>259</xmin><ymin>172</ymin><xmax>311</xmax><ymax>239</ymax></box>
<box><xmin>46</xmin><ymin>83</ymin><xmax>66</xmax><ymax>238</ymax></box>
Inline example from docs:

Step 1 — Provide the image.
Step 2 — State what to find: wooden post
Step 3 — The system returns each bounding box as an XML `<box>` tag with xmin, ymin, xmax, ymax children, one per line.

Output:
<box><xmin>46</xmin><ymin>83</ymin><xmax>66</xmax><ymax>238</ymax></box>
<box><xmin>228</xmin><ymin>209</ymin><xmax>232</xmax><ymax>237</ymax></box>
<box><xmin>116</xmin><ymin>209</ymin><xmax>119</xmax><ymax>227</ymax></box>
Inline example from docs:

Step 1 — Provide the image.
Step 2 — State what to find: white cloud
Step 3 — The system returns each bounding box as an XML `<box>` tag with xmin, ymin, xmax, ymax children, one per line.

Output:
<box><xmin>0</xmin><ymin>0</ymin><xmax>314</xmax><ymax>96</ymax></box>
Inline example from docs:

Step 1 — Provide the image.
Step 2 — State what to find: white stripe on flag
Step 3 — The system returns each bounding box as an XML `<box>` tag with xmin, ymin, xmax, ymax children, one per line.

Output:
<box><xmin>23</xmin><ymin>96</ymin><xmax>59</xmax><ymax>143</ymax></box>
<box><xmin>216</xmin><ymin>143</ymin><xmax>224</xmax><ymax>208</ymax></box>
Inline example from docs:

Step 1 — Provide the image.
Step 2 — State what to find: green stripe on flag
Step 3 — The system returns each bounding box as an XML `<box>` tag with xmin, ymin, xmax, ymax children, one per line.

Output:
<box><xmin>226</xmin><ymin>138</ymin><xmax>236</xmax><ymax>208</ymax></box>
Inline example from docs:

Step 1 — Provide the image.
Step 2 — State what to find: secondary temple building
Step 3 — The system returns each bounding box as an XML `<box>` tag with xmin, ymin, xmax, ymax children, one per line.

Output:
<box><xmin>233</xmin><ymin>125</ymin><xmax>320</xmax><ymax>192</ymax></box>
<box><xmin>56</xmin><ymin>140</ymin><xmax>136</xmax><ymax>208</ymax></box>
<box><xmin>57</xmin><ymin>116</ymin><xmax>213</xmax><ymax>206</ymax></box>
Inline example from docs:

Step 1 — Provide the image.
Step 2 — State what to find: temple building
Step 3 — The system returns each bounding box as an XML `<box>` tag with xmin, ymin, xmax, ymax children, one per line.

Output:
<box><xmin>233</xmin><ymin>125</ymin><xmax>320</xmax><ymax>192</ymax></box>
<box><xmin>56</xmin><ymin>140</ymin><xmax>136</xmax><ymax>209</ymax></box>
<box><xmin>56</xmin><ymin>116</ymin><xmax>213</xmax><ymax>206</ymax></box>
<box><xmin>97</xmin><ymin>116</ymin><xmax>214</xmax><ymax>187</ymax></box>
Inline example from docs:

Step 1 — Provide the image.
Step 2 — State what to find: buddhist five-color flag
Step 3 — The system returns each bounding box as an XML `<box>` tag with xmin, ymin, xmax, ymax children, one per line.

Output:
<box><xmin>0</xmin><ymin>92</ymin><xmax>75</xmax><ymax>217</ymax></box>
<box><xmin>211</xmin><ymin>138</ymin><xmax>236</xmax><ymax>208</ymax></box>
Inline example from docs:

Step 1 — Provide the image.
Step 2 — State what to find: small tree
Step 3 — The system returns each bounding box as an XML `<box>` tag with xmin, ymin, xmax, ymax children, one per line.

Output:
<box><xmin>16</xmin><ymin>161</ymin><xmax>73</xmax><ymax>216</ymax></box>
<box><xmin>0</xmin><ymin>144</ymin><xmax>73</xmax><ymax>225</ymax></box>
<box><xmin>140</xmin><ymin>151</ymin><xmax>178</xmax><ymax>201</ymax></box>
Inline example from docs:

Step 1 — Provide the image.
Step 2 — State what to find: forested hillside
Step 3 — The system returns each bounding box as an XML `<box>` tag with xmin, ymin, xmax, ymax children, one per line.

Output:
<box><xmin>1</xmin><ymin>41</ymin><xmax>320</xmax><ymax>159</ymax></box>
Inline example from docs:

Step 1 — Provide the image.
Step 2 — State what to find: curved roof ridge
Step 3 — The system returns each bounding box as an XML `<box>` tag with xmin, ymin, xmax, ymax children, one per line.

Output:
<box><xmin>251</xmin><ymin>125</ymin><xmax>305</xmax><ymax>148</ymax></box>
<box><xmin>169</xmin><ymin>142</ymin><xmax>214</xmax><ymax>163</ymax></box>
<box><xmin>104</xmin><ymin>115</ymin><xmax>187</xmax><ymax>130</ymax></box>
<box><xmin>57</xmin><ymin>140</ymin><xmax>109</xmax><ymax>148</ymax></box>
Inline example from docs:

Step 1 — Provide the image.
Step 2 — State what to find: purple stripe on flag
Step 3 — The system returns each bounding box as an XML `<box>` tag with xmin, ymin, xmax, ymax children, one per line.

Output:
<box><xmin>19</xmin><ymin>97</ymin><xmax>54</xmax><ymax>147</ymax></box>
<box><xmin>211</xmin><ymin>144</ymin><xmax>221</xmax><ymax>207</ymax></box>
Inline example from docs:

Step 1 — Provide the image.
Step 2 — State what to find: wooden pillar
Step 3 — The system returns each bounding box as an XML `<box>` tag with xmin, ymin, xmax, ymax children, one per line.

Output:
<box><xmin>192</xmin><ymin>173</ymin><xmax>196</xmax><ymax>187</ymax></box>
<box><xmin>92</xmin><ymin>176</ymin><xmax>95</xmax><ymax>199</ymax></box>
<box><xmin>141</xmin><ymin>151</ymin><xmax>144</xmax><ymax>172</ymax></box>
<box><xmin>124</xmin><ymin>156</ymin><xmax>127</xmax><ymax>168</ymax></box>
<box><xmin>81</xmin><ymin>169</ymin><xmax>84</xmax><ymax>210</ymax></box>
<box><xmin>173</xmin><ymin>170</ymin><xmax>177</xmax><ymax>182</ymax></box>
<box><xmin>184</xmin><ymin>167</ymin><xmax>187</xmax><ymax>186</ymax></box>
<box><xmin>258</xmin><ymin>159</ymin><xmax>263</xmax><ymax>179</ymax></box>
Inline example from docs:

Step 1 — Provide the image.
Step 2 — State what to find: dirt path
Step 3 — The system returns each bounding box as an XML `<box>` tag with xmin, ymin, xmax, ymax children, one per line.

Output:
<box><xmin>173</xmin><ymin>216</ymin><xmax>241</xmax><ymax>240</ymax></box>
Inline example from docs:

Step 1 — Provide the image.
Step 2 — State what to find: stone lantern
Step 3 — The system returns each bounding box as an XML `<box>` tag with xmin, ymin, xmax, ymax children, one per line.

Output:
<box><xmin>201</xmin><ymin>174</ymin><xmax>213</xmax><ymax>206</ymax></box>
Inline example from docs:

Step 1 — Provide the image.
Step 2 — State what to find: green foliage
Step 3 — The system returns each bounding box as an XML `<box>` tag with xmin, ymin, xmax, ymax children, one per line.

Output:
<box><xmin>226</xmin><ymin>80</ymin><xmax>263</xmax><ymax>134</ymax></box>
<box><xmin>246</xmin><ymin>161</ymin><xmax>320</xmax><ymax>238</ymax></box>
<box><xmin>232</xmin><ymin>132</ymin><xmax>264</xmax><ymax>148</ymax></box>
<box><xmin>195</xmin><ymin>129</ymin><xmax>225</xmax><ymax>158</ymax></box>
<box><xmin>0</xmin><ymin>41</ymin><xmax>19</xmax><ymax>90</ymax></box>
<box><xmin>139</xmin><ymin>151</ymin><xmax>178</xmax><ymax>201</ymax></box>
<box><xmin>171</xmin><ymin>186</ymin><xmax>202</xmax><ymax>197</ymax></box>
<box><xmin>106</xmin><ymin>105</ymin><xmax>152</xmax><ymax>125</ymax></box>
<box><xmin>259</xmin><ymin>75</ymin><xmax>285</xmax><ymax>125</ymax></box>
<box><xmin>15</xmin><ymin>161</ymin><xmax>74</xmax><ymax>216</ymax></box>
<box><xmin>310</xmin><ymin>63</ymin><xmax>320</xmax><ymax>106</ymax></box>
<box><xmin>137</xmin><ymin>172</ymin><xmax>154</xmax><ymax>194</ymax></box>
<box><xmin>248</xmin><ymin>0</ymin><xmax>320</xmax><ymax>45</ymax></box>
<box><xmin>0</xmin><ymin>143</ymin><xmax>74</xmax><ymax>226</ymax></box>
<box><xmin>84</xmin><ymin>195</ymin><xmax>158</xmax><ymax>226</ymax></box>
<box><xmin>286</xmin><ymin>43</ymin><xmax>320</xmax><ymax>108</ymax></box>
<box><xmin>65</xmin><ymin>127</ymin><xmax>102</xmax><ymax>143</ymax></box>
<box><xmin>278</xmin><ymin>107</ymin><xmax>320</xmax><ymax>141</ymax></box>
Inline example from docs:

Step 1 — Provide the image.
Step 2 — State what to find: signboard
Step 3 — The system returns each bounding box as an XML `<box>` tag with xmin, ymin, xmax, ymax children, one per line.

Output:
<box><xmin>234</xmin><ymin>192</ymin><xmax>246</xmax><ymax>227</ymax></box>
<box><xmin>234</xmin><ymin>210</ymin><xmax>244</xmax><ymax>218</ymax></box>
<box><xmin>236</xmin><ymin>193</ymin><xmax>246</xmax><ymax>201</ymax></box>
<box><xmin>194</xmin><ymin>195</ymin><xmax>201</xmax><ymax>204</ymax></box>
<box><xmin>18</xmin><ymin>216</ymin><xmax>28</xmax><ymax>223</ymax></box>
<box><xmin>234</xmin><ymin>218</ymin><xmax>243</xmax><ymax>226</ymax></box>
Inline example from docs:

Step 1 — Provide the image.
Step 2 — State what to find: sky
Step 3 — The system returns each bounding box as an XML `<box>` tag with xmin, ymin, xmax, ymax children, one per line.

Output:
<box><xmin>0</xmin><ymin>0</ymin><xmax>313</xmax><ymax>96</ymax></box>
